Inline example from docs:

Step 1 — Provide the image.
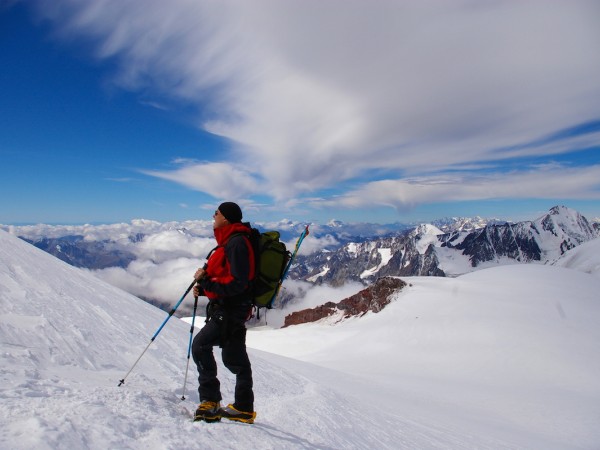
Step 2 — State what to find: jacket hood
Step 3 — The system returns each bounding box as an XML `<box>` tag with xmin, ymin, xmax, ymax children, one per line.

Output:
<box><xmin>214</xmin><ymin>222</ymin><xmax>251</xmax><ymax>246</ymax></box>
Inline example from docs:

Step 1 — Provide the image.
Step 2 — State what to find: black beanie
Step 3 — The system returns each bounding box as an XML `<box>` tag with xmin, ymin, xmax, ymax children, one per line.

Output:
<box><xmin>218</xmin><ymin>202</ymin><xmax>242</xmax><ymax>223</ymax></box>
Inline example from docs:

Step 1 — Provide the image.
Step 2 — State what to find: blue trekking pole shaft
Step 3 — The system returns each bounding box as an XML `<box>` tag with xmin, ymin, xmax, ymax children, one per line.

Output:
<box><xmin>118</xmin><ymin>278</ymin><xmax>198</xmax><ymax>387</ymax></box>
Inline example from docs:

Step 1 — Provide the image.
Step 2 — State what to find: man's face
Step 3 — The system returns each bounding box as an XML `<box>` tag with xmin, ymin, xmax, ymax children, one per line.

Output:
<box><xmin>213</xmin><ymin>209</ymin><xmax>229</xmax><ymax>229</ymax></box>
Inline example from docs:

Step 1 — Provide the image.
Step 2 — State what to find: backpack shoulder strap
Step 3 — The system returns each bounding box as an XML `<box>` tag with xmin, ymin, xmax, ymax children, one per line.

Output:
<box><xmin>224</xmin><ymin>231</ymin><xmax>256</xmax><ymax>280</ymax></box>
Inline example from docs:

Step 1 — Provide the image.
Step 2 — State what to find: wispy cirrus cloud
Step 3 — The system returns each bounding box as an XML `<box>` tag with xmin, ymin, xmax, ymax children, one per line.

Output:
<box><xmin>28</xmin><ymin>0</ymin><xmax>600</xmax><ymax>212</ymax></box>
<box><xmin>141</xmin><ymin>161</ymin><xmax>261</xmax><ymax>199</ymax></box>
<box><xmin>326</xmin><ymin>164</ymin><xmax>600</xmax><ymax>211</ymax></box>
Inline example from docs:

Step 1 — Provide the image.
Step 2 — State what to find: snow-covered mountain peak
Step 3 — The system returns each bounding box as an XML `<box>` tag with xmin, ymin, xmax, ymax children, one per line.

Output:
<box><xmin>548</xmin><ymin>204</ymin><xmax>575</xmax><ymax>216</ymax></box>
<box><xmin>532</xmin><ymin>205</ymin><xmax>598</xmax><ymax>259</ymax></box>
<box><xmin>412</xmin><ymin>223</ymin><xmax>444</xmax><ymax>237</ymax></box>
<box><xmin>541</xmin><ymin>205</ymin><xmax>588</xmax><ymax>227</ymax></box>
<box><xmin>432</xmin><ymin>215</ymin><xmax>495</xmax><ymax>233</ymax></box>
<box><xmin>542</xmin><ymin>205</ymin><xmax>597</xmax><ymax>236</ymax></box>
<box><xmin>410</xmin><ymin>224</ymin><xmax>444</xmax><ymax>255</ymax></box>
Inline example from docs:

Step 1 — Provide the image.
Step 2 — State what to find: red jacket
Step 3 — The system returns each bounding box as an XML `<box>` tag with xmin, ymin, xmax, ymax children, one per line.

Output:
<box><xmin>199</xmin><ymin>222</ymin><xmax>255</xmax><ymax>301</ymax></box>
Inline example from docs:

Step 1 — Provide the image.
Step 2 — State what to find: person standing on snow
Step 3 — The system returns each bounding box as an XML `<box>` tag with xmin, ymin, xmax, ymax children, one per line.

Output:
<box><xmin>191</xmin><ymin>202</ymin><xmax>257</xmax><ymax>424</ymax></box>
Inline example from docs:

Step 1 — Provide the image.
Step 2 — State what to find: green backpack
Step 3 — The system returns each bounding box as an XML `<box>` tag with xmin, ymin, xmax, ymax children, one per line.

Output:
<box><xmin>232</xmin><ymin>225</ymin><xmax>309</xmax><ymax>315</ymax></box>
<box><xmin>246</xmin><ymin>229</ymin><xmax>290</xmax><ymax>309</ymax></box>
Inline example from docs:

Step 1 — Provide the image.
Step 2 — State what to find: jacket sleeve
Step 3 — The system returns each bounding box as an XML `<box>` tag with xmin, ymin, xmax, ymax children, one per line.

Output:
<box><xmin>200</xmin><ymin>235</ymin><xmax>251</xmax><ymax>299</ymax></box>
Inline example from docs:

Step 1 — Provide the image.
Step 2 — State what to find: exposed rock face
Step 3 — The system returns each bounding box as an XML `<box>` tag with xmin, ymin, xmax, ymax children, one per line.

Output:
<box><xmin>444</xmin><ymin>205</ymin><xmax>598</xmax><ymax>265</ymax></box>
<box><xmin>290</xmin><ymin>205</ymin><xmax>599</xmax><ymax>284</ymax></box>
<box><xmin>291</xmin><ymin>228</ymin><xmax>448</xmax><ymax>285</ymax></box>
<box><xmin>444</xmin><ymin>222</ymin><xmax>543</xmax><ymax>265</ymax></box>
<box><xmin>283</xmin><ymin>276</ymin><xmax>406</xmax><ymax>327</ymax></box>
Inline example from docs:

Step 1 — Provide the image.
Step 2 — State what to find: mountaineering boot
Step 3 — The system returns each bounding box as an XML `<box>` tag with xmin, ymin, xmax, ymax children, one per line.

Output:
<box><xmin>219</xmin><ymin>404</ymin><xmax>257</xmax><ymax>424</ymax></box>
<box><xmin>194</xmin><ymin>400</ymin><xmax>221</xmax><ymax>423</ymax></box>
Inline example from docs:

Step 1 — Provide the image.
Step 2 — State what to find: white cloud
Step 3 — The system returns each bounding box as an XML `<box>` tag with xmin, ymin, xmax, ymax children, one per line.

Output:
<box><xmin>5</xmin><ymin>215</ymin><xmax>354</xmax><ymax>309</ymax></box>
<box><xmin>90</xmin><ymin>257</ymin><xmax>201</xmax><ymax>305</ymax></box>
<box><xmin>31</xmin><ymin>0</ymin><xmax>600</xmax><ymax>208</ymax></box>
<box><xmin>131</xmin><ymin>229</ymin><xmax>214</xmax><ymax>263</ymax></box>
<box><xmin>327</xmin><ymin>165</ymin><xmax>600</xmax><ymax>210</ymax></box>
<box><xmin>5</xmin><ymin>219</ymin><xmax>338</xmax><ymax>306</ymax></box>
<box><xmin>142</xmin><ymin>162</ymin><xmax>261</xmax><ymax>199</ymax></box>
<box><xmin>4</xmin><ymin>220</ymin><xmax>216</xmax><ymax>305</ymax></box>
<box><xmin>287</xmin><ymin>233</ymin><xmax>339</xmax><ymax>257</ymax></box>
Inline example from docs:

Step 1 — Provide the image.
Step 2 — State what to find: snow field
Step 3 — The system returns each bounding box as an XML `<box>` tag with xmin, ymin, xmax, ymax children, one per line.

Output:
<box><xmin>2</xmin><ymin>229</ymin><xmax>600</xmax><ymax>449</ymax></box>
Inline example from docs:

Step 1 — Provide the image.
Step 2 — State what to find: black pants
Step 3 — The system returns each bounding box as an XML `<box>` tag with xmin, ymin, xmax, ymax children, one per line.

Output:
<box><xmin>191</xmin><ymin>307</ymin><xmax>254</xmax><ymax>412</ymax></box>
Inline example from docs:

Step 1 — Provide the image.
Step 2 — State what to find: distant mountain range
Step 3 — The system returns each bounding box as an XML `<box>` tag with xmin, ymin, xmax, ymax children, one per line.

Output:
<box><xmin>19</xmin><ymin>235</ymin><xmax>138</xmax><ymax>270</ymax></box>
<box><xmin>288</xmin><ymin>205</ymin><xmax>600</xmax><ymax>285</ymax></box>
<box><xmin>5</xmin><ymin>206</ymin><xmax>600</xmax><ymax>308</ymax></box>
<box><xmin>11</xmin><ymin>220</ymin><xmax>406</xmax><ymax>270</ymax></box>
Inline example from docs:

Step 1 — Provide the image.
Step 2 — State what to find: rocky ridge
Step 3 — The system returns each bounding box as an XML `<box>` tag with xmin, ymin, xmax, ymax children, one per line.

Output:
<box><xmin>283</xmin><ymin>276</ymin><xmax>406</xmax><ymax>327</ymax></box>
<box><xmin>290</xmin><ymin>205</ymin><xmax>599</xmax><ymax>284</ymax></box>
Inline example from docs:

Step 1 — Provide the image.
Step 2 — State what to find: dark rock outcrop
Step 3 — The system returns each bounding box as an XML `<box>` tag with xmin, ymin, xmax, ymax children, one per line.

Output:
<box><xmin>283</xmin><ymin>276</ymin><xmax>406</xmax><ymax>327</ymax></box>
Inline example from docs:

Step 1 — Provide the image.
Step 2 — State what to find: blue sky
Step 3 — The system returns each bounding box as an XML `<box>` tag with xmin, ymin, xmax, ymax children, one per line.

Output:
<box><xmin>1</xmin><ymin>1</ymin><xmax>600</xmax><ymax>226</ymax></box>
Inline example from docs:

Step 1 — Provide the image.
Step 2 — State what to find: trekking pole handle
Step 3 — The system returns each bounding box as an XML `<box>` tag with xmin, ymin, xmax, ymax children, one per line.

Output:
<box><xmin>194</xmin><ymin>263</ymin><xmax>209</xmax><ymax>282</ymax></box>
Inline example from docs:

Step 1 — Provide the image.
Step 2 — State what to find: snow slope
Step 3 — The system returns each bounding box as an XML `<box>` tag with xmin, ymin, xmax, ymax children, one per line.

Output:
<box><xmin>249</xmin><ymin>268</ymin><xmax>600</xmax><ymax>449</ymax></box>
<box><xmin>553</xmin><ymin>237</ymin><xmax>600</xmax><ymax>277</ymax></box>
<box><xmin>2</xmin><ymin>229</ymin><xmax>600</xmax><ymax>449</ymax></box>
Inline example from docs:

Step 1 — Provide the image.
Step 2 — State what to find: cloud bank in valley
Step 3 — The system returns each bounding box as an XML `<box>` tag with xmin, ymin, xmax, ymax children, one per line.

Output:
<box><xmin>27</xmin><ymin>0</ymin><xmax>600</xmax><ymax>213</ymax></box>
<box><xmin>2</xmin><ymin>219</ymin><xmax>342</xmax><ymax>308</ymax></box>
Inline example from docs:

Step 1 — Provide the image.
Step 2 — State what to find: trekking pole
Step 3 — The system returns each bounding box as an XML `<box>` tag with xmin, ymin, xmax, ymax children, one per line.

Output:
<box><xmin>181</xmin><ymin>294</ymin><xmax>200</xmax><ymax>400</ymax></box>
<box><xmin>118</xmin><ymin>278</ymin><xmax>198</xmax><ymax>387</ymax></box>
<box><xmin>282</xmin><ymin>225</ymin><xmax>309</xmax><ymax>282</ymax></box>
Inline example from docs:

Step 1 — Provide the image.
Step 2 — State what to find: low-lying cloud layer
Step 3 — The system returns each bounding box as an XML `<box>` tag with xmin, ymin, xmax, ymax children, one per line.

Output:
<box><xmin>3</xmin><ymin>219</ymin><xmax>353</xmax><ymax>308</ymax></box>
<box><xmin>28</xmin><ymin>0</ymin><xmax>600</xmax><ymax>212</ymax></box>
